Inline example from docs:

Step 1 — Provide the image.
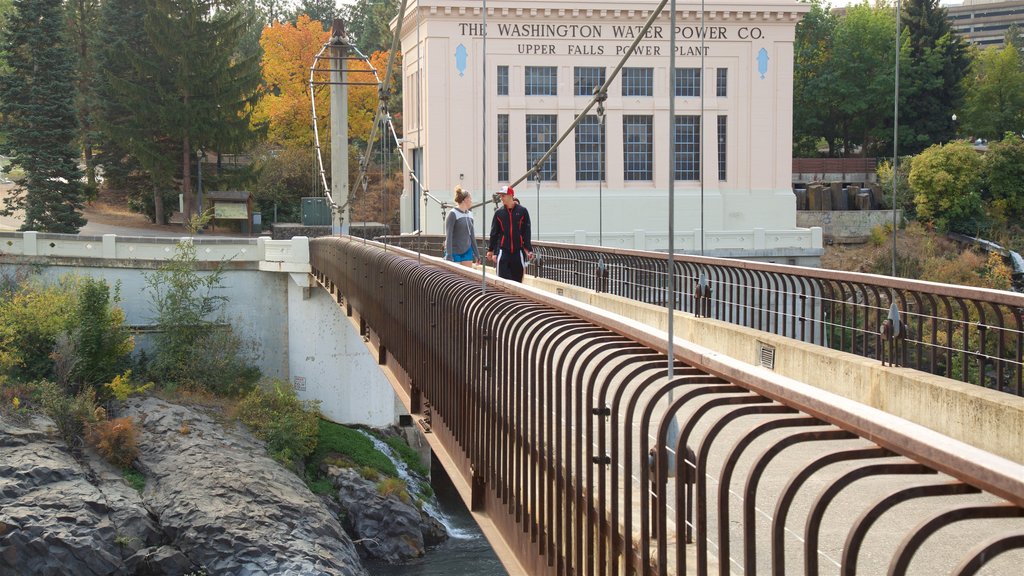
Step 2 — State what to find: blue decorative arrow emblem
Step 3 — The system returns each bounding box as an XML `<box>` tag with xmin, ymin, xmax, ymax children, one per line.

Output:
<box><xmin>757</xmin><ymin>48</ymin><xmax>769</xmax><ymax>79</ymax></box>
<box><xmin>455</xmin><ymin>44</ymin><xmax>468</xmax><ymax>77</ymax></box>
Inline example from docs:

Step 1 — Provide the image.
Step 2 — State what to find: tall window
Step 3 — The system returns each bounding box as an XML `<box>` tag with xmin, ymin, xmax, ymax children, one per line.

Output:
<box><xmin>717</xmin><ymin>115</ymin><xmax>727</xmax><ymax>181</ymax></box>
<box><xmin>525</xmin><ymin>66</ymin><xmax>557</xmax><ymax>96</ymax></box>
<box><xmin>621</xmin><ymin>67</ymin><xmax>653</xmax><ymax>96</ymax></box>
<box><xmin>623</xmin><ymin>115</ymin><xmax>653</xmax><ymax>181</ymax></box>
<box><xmin>674</xmin><ymin>68</ymin><xmax>701</xmax><ymax>97</ymax></box>
<box><xmin>575</xmin><ymin>115</ymin><xmax>605</xmax><ymax>181</ymax></box>
<box><xmin>716</xmin><ymin>68</ymin><xmax>728</xmax><ymax>97</ymax></box>
<box><xmin>498</xmin><ymin>114</ymin><xmax>510</xmax><ymax>182</ymax></box>
<box><xmin>497</xmin><ymin>65</ymin><xmax>509</xmax><ymax>96</ymax></box>
<box><xmin>674</xmin><ymin>115</ymin><xmax>700</xmax><ymax>181</ymax></box>
<box><xmin>574</xmin><ymin>67</ymin><xmax>605</xmax><ymax>96</ymax></box>
<box><xmin>526</xmin><ymin>114</ymin><xmax>558</xmax><ymax>180</ymax></box>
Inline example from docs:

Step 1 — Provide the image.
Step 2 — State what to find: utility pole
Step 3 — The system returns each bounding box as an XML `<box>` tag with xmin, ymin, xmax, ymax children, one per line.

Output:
<box><xmin>329</xmin><ymin>19</ymin><xmax>350</xmax><ymax>235</ymax></box>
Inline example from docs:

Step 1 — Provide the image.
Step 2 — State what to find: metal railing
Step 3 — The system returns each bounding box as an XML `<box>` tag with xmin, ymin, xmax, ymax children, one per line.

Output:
<box><xmin>377</xmin><ymin>235</ymin><xmax>1024</xmax><ymax>397</ymax></box>
<box><xmin>311</xmin><ymin>236</ymin><xmax>1024</xmax><ymax>576</ymax></box>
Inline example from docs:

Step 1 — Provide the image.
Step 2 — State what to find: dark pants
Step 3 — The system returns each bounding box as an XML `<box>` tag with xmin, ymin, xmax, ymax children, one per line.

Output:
<box><xmin>495</xmin><ymin>249</ymin><xmax>527</xmax><ymax>282</ymax></box>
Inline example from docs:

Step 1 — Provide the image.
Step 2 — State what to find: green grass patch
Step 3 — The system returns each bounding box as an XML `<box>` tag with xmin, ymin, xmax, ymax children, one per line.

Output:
<box><xmin>123</xmin><ymin>468</ymin><xmax>145</xmax><ymax>492</ymax></box>
<box><xmin>306</xmin><ymin>477</ymin><xmax>335</xmax><ymax>495</ymax></box>
<box><xmin>307</xmin><ymin>419</ymin><xmax>397</xmax><ymax>478</ymax></box>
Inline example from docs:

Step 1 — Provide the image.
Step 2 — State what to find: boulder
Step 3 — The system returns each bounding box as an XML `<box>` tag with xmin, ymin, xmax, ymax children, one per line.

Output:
<box><xmin>330</xmin><ymin>466</ymin><xmax>445</xmax><ymax>563</ymax></box>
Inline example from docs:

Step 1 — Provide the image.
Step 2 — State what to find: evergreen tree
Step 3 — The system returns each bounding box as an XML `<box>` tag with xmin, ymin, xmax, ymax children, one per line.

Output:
<box><xmin>290</xmin><ymin>0</ymin><xmax>337</xmax><ymax>28</ymax></box>
<box><xmin>93</xmin><ymin>0</ymin><xmax>175</xmax><ymax>223</ymax></box>
<box><xmin>143</xmin><ymin>0</ymin><xmax>262</xmax><ymax>218</ymax></box>
<box><xmin>343</xmin><ymin>0</ymin><xmax>398</xmax><ymax>53</ymax></box>
<box><xmin>899</xmin><ymin>0</ymin><xmax>969</xmax><ymax>154</ymax></box>
<box><xmin>1004</xmin><ymin>22</ymin><xmax>1024</xmax><ymax>53</ymax></box>
<box><xmin>0</xmin><ymin>0</ymin><xmax>87</xmax><ymax>232</ymax></box>
<box><xmin>65</xmin><ymin>0</ymin><xmax>102</xmax><ymax>198</ymax></box>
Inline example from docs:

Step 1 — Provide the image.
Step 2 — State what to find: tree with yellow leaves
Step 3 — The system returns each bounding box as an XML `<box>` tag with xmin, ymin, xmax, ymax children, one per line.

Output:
<box><xmin>254</xmin><ymin>15</ymin><xmax>331</xmax><ymax>147</ymax></box>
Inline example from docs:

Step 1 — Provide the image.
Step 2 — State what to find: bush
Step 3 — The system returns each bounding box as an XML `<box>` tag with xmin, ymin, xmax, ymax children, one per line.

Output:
<box><xmin>122</xmin><ymin>468</ymin><xmax>146</xmax><ymax>492</ymax></box>
<box><xmin>105</xmin><ymin>370</ymin><xmax>154</xmax><ymax>401</ymax></box>
<box><xmin>73</xmin><ymin>278</ymin><xmax>133</xmax><ymax>390</ymax></box>
<box><xmin>143</xmin><ymin>238</ymin><xmax>259</xmax><ymax>396</ymax></box>
<box><xmin>40</xmin><ymin>383</ymin><xmax>98</xmax><ymax>450</ymax></box>
<box><xmin>236</xmin><ymin>380</ymin><xmax>320</xmax><ymax>470</ymax></box>
<box><xmin>87</xmin><ymin>417</ymin><xmax>140</xmax><ymax>468</ymax></box>
<box><xmin>0</xmin><ymin>278</ymin><xmax>77</xmax><ymax>382</ymax></box>
<box><xmin>376</xmin><ymin>477</ymin><xmax>411</xmax><ymax>503</ymax></box>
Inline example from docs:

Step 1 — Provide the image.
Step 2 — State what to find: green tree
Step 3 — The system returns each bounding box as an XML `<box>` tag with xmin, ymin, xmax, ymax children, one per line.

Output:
<box><xmin>793</xmin><ymin>0</ymin><xmax>838</xmax><ymax>156</ymax></box>
<box><xmin>65</xmin><ymin>0</ymin><xmax>102</xmax><ymax>198</ymax></box>
<box><xmin>959</xmin><ymin>45</ymin><xmax>1024</xmax><ymax>141</ymax></box>
<box><xmin>101</xmin><ymin>0</ymin><xmax>262</xmax><ymax>221</ymax></box>
<box><xmin>342</xmin><ymin>0</ymin><xmax>398</xmax><ymax>53</ymax></box>
<box><xmin>899</xmin><ymin>0</ymin><xmax>969</xmax><ymax>154</ymax></box>
<box><xmin>1004</xmin><ymin>22</ymin><xmax>1024</xmax><ymax>52</ymax></box>
<box><xmin>827</xmin><ymin>3</ymin><xmax>895</xmax><ymax>156</ymax></box>
<box><xmin>908</xmin><ymin>140</ymin><xmax>985</xmax><ymax>233</ymax></box>
<box><xmin>982</xmin><ymin>132</ymin><xmax>1024</xmax><ymax>226</ymax></box>
<box><xmin>289</xmin><ymin>0</ymin><xmax>337</xmax><ymax>28</ymax></box>
<box><xmin>0</xmin><ymin>0</ymin><xmax>87</xmax><ymax>232</ymax></box>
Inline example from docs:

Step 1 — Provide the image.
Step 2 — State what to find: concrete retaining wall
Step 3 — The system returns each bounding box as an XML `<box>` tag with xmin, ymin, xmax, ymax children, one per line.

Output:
<box><xmin>796</xmin><ymin>210</ymin><xmax>901</xmax><ymax>244</ymax></box>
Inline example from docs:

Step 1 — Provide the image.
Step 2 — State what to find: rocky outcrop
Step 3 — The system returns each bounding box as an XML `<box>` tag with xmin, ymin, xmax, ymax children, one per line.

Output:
<box><xmin>1</xmin><ymin>398</ymin><xmax>369</xmax><ymax>575</ymax></box>
<box><xmin>0</xmin><ymin>414</ymin><xmax>162</xmax><ymax>575</ymax></box>
<box><xmin>122</xmin><ymin>396</ymin><xmax>367</xmax><ymax>575</ymax></box>
<box><xmin>328</xmin><ymin>466</ymin><xmax>447</xmax><ymax>563</ymax></box>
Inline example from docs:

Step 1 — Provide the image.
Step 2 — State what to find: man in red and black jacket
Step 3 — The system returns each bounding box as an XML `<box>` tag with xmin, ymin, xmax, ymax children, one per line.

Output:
<box><xmin>486</xmin><ymin>185</ymin><xmax>533</xmax><ymax>282</ymax></box>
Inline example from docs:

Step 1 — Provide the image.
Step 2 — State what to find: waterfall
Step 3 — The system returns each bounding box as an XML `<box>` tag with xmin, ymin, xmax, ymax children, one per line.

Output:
<box><xmin>357</xmin><ymin>430</ymin><xmax>478</xmax><ymax>540</ymax></box>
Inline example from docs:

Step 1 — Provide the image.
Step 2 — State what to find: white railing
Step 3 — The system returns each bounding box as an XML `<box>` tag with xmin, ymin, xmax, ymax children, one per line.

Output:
<box><xmin>0</xmin><ymin>231</ymin><xmax>310</xmax><ymax>273</ymax></box>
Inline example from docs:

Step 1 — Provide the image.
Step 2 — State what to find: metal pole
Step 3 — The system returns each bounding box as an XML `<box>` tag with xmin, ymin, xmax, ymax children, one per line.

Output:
<box><xmin>668</xmin><ymin>0</ymin><xmax>677</xmax><ymax>379</ymax></box>
<box><xmin>892</xmin><ymin>0</ymin><xmax>901</xmax><ymax>277</ymax></box>
<box><xmin>481</xmin><ymin>0</ymin><xmax>488</xmax><ymax>292</ymax></box>
<box><xmin>599</xmin><ymin>106</ymin><xmax>604</xmax><ymax>246</ymax></box>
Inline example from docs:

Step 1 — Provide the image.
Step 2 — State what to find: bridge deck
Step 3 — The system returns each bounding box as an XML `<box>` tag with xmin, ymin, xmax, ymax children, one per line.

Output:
<box><xmin>311</xmin><ymin>236</ymin><xmax>1024</xmax><ymax>576</ymax></box>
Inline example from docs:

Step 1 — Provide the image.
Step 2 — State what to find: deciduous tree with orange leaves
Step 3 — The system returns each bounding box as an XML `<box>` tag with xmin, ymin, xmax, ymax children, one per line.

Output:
<box><xmin>254</xmin><ymin>15</ymin><xmax>330</xmax><ymax>147</ymax></box>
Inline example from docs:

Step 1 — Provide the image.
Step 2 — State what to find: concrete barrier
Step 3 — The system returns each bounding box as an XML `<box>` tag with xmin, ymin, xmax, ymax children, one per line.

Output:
<box><xmin>528</xmin><ymin>276</ymin><xmax>1024</xmax><ymax>464</ymax></box>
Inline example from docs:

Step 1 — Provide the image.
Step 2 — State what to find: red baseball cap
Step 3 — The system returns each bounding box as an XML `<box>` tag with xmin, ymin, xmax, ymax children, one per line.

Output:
<box><xmin>498</xmin><ymin>185</ymin><xmax>514</xmax><ymax>197</ymax></box>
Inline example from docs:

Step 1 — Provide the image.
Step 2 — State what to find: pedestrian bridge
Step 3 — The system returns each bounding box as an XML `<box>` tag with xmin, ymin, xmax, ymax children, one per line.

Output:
<box><xmin>3</xmin><ymin>230</ymin><xmax>1023</xmax><ymax>575</ymax></box>
<box><xmin>312</xmin><ymin>235</ymin><xmax>1024</xmax><ymax>576</ymax></box>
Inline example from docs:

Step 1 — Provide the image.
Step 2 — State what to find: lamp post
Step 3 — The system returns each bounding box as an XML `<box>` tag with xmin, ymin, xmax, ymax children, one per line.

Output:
<box><xmin>951</xmin><ymin>113</ymin><xmax>958</xmax><ymax>140</ymax></box>
<box><xmin>195</xmin><ymin>149</ymin><xmax>204</xmax><ymax>222</ymax></box>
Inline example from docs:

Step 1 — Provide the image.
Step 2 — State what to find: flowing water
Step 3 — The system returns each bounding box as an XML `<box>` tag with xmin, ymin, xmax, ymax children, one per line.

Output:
<box><xmin>359</xmin><ymin>431</ymin><xmax>507</xmax><ymax>576</ymax></box>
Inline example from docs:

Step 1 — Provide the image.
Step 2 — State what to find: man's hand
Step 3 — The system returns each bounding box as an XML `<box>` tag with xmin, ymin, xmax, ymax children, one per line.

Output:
<box><xmin>526</xmin><ymin>250</ymin><xmax>534</xmax><ymax>261</ymax></box>
<box><xmin>486</xmin><ymin>250</ymin><xmax>495</xmax><ymax>263</ymax></box>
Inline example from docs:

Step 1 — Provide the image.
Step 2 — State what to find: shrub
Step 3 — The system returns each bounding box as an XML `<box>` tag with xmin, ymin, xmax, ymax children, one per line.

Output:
<box><xmin>143</xmin><ymin>239</ymin><xmax>258</xmax><ymax>395</ymax></box>
<box><xmin>87</xmin><ymin>417</ymin><xmax>140</xmax><ymax>468</ymax></box>
<box><xmin>0</xmin><ymin>278</ymin><xmax>77</xmax><ymax>382</ymax></box>
<box><xmin>105</xmin><ymin>371</ymin><xmax>153</xmax><ymax>401</ymax></box>
<box><xmin>73</xmin><ymin>278</ymin><xmax>133</xmax><ymax>389</ymax></box>
<box><xmin>376</xmin><ymin>477</ymin><xmax>411</xmax><ymax>503</ymax></box>
<box><xmin>236</xmin><ymin>380</ymin><xmax>320</xmax><ymax>470</ymax></box>
<box><xmin>40</xmin><ymin>384</ymin><xmax>98</xmax><ymax>450</ymax></box>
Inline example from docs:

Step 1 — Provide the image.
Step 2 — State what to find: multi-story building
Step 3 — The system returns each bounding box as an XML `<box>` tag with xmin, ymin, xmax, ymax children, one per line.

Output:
<box><xmin>946</xmin><ymin>0</ymin><xmax>1024</xmax><ymax>47</ymax></box>
<box><xmin>395</xmin><ymin>0</ymin><xmax>823</xmax><ymax>265</ymax></box>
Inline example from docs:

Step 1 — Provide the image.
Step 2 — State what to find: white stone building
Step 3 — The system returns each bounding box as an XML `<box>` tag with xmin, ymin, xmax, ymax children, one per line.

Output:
<box><xmin>395</xmin><ymin>0</ymin><xmax>822</xmax><ymax>264</ymax></box>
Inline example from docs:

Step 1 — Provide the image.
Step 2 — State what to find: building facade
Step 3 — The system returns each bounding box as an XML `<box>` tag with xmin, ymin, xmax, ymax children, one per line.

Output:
<box><xmin>947</xmin><ymin>0</ymin><xmax>1024</xmax><ymax>47</ymax></box>
<box><xmin>395</xmin><ymin>0</ymin><xmax>822</xmax><ymax>264</ymax></box>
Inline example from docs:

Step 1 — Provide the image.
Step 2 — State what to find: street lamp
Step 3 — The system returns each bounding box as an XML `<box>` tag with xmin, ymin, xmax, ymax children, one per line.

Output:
<box><xmin>195</xmin><ymin>149</ymin><xmax>204</xmax><ymax>226</ymax></box>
